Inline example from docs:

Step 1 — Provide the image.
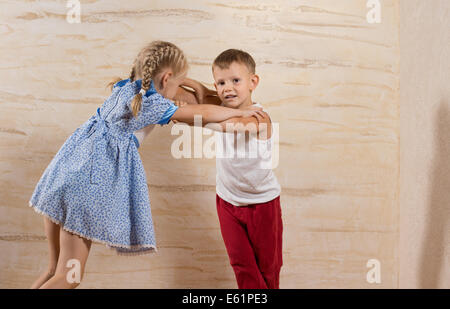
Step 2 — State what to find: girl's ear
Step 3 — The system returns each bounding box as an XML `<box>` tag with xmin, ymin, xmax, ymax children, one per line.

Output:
<box><xmin>250</xmin><ymin>74</ymin><xmax>259</xmax><ymax>91</ymax></box>
<box><xmin>160</xmin><ymin>71</ymin><xmax>173</xmax><ymax>89</ymax></box>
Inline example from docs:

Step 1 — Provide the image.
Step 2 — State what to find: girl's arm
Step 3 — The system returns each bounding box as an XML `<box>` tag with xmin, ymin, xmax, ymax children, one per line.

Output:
<box><xmin>206</xmin><ymin>112</ymin><xmax>272</xmax><ymax>139</ymax></box>
<box><xmin>170</xmin><ymin>104</ymin><xmax>264</xmax><ymax>126</ymax></box>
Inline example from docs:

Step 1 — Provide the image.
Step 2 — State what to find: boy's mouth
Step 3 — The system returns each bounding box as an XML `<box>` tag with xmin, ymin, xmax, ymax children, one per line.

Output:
<box><xmin>224</xmin><ymin>94</ymin><xmax>237</xmax><ymax>100</ymax></box>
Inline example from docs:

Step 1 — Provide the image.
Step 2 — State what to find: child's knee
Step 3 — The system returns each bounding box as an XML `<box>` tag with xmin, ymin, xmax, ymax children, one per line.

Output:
<box><xmin>56</xmin><ymin>268</ymin><xmax>85</xmax><ymax>288</ymax></box>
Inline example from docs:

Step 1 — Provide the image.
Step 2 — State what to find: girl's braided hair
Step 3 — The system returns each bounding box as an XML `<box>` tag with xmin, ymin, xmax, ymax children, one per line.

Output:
<box><xmin>108</xmin><ymin>41</ymin><xmax>188</xmax><ymax>117</ymax></box>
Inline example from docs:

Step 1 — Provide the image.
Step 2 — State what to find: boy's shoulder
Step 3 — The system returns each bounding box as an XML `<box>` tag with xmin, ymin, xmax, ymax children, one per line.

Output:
<box><xmin>252</xmin><ymin>102</ymin><xmax>268</xmax><ymax>112</ymax></box>
<box><xmin>252</xmin><ymin>102</ymin><xmax>272</xmax><ymax>121</ymax></box>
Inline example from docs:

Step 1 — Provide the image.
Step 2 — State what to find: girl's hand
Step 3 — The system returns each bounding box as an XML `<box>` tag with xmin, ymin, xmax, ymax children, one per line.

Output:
<box><xmin>239</xmin><ymin>106</ymin><xmax>265</xmax><ymax>121</ymax></box>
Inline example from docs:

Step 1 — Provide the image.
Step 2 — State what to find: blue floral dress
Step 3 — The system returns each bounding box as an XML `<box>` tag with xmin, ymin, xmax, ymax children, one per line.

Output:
<box><xmin>29</xmin><ymin>79</ymin><xmax>178</xmax><ymax>255</ymax></box>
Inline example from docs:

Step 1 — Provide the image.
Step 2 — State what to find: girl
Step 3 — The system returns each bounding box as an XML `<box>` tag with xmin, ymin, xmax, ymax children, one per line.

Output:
<box><xmin>28</xmin><ymin>41</ymin><xmax>263</xmax><ymax>289</ymax></box>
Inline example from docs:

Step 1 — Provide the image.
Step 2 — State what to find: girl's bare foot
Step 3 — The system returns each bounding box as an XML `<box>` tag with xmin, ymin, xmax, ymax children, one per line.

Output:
<box><xmin>30</xmin><ymin>270</ymin><xmax>55</xmax><ymax>289</ymax></box>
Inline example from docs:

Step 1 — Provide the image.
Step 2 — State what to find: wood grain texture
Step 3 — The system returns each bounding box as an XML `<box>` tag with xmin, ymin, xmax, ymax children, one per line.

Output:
<box><xmin>0</xmin><ymin>0</ymin><xmax>400</xmax><ymax>288</ymax></box>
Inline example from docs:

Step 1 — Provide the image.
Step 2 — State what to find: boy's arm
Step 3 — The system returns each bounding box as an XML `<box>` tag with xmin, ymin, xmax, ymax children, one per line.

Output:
<box><xmin>206</xmin><ymin>112</ymin><xmax>272</xmax><ymax>139</ymax></box>
<box><xmin>174</xmin><ymin>86</ymin><xmax>199</xmax><ymax>105</ymax></box>
<box><xmin>199</xmin><ymin>94</ymin><xmax>222</xmax><ymax>106</ymax></box>
<box><xmin>180</xmin><ymin>78</ymin><xmax>222</xmax><ymax>105</ymax></box>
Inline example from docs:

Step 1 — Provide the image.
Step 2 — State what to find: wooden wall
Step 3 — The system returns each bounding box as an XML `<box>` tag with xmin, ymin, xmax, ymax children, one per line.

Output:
<box><xmin>0</xmin><ymin>0</ymin><xmax>400</xmax><ymax>288</ymax></box>
<box><xmin>399</xmin><ymin>0</ymin><xmax>450</xmax><ymax>289</ymax></box>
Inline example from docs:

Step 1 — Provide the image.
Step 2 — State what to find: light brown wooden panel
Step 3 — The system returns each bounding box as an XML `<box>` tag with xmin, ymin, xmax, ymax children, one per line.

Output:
<box><xmin>0</xmin><ymin>0</ymin><xmax>400</xmax><ymax>288</ymax></box>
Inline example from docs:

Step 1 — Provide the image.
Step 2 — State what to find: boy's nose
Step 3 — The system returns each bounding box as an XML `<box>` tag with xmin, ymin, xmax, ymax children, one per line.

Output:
<box><xmin>223</xmin><ymin>84</ymin><xmax>233</xmax><ymax>92</ymax></box>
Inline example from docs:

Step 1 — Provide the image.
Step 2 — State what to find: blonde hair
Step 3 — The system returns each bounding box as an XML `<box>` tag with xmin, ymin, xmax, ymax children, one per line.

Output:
<box><xmin>108</xmin><ymin>41</ymin><xmax>188</xmax><ymax>117</ymax></box>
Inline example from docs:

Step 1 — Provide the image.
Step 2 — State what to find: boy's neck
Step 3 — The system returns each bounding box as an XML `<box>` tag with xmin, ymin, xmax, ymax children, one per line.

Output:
<box><xmin>236</xmin><ymin>96</ymin><xmax>254</xmax><ymax>109</ymax></box>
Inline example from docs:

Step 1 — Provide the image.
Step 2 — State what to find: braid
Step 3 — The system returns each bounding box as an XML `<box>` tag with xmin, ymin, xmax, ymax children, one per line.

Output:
<box><xmin>141</xmin><ymin>54</ymin><xmax>157</xmax><ymax>90</ymax></box>
<box><xmin>129</xmin><ymin>66</ymin><xmax>136</xmax><ymax>82</ymax></box>
<box><xmin>130</xmin><ymin>41</ymin><xmax>188</xmax><ymax>117</ymax></box>
<box><xmin>131</xmin><ymin>54</ymin><xmax>157</xmax><ymax>117</ymax></box>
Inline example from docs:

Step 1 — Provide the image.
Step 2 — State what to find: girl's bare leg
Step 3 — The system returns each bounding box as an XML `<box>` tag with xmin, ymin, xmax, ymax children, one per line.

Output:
<box><xmin>39</xmin><ymin>228</ymin><xmax>91</xmax><ymax>289</ymax></box>
<box><xmin>30</xmin><ymin>217</ymin><xmax>60</xmax><ymax>289</ymax></box>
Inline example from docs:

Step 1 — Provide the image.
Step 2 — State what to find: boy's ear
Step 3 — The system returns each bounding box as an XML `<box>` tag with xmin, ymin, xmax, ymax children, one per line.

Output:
<box><xmin>250</xmin><ymin>74</ymin><xmax>259</xmax><ymax>90</ymax></box>
<box><xmin>213</xmin><ymin>82</ymin><xmax>218</xmax><ymax>91</ymax></box>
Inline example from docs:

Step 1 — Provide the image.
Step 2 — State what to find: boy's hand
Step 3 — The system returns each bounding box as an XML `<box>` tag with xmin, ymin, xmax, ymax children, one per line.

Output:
<box><xmin>181</xmin><ymin>78</ymin><xmax>218</xmax><ymax>105</ymax></box>
<box><xmin>194</xmin><ymin>84</ymin><xmax>218</xmax><ymax>105</ymax></box>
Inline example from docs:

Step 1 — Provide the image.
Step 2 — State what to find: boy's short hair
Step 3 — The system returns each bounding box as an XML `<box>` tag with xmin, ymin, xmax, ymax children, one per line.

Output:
<box><xmin>213</xmin><ymin>49</ymin><xmax>256</xmax><ymax>74</ymax></box>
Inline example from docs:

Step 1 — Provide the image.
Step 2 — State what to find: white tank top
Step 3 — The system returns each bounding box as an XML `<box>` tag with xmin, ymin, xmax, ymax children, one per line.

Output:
<box><xmin>215</xmin><ymin>103</ymin><xmax>281</xmax><ymax>206</ymax></box>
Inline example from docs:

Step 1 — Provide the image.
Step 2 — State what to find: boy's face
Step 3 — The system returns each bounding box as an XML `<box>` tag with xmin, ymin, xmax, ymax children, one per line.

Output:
<box><xmin>213</xmin><ymin>61</ymin><xmax>259</xmax><ymax>108</ymax></box>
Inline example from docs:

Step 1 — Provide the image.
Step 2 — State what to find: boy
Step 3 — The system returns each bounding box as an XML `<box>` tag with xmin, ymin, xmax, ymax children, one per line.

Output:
<box><xmin>209</xmin><ymin>49</ymin><xmax>283</xmax><ymax>289</ymax></box>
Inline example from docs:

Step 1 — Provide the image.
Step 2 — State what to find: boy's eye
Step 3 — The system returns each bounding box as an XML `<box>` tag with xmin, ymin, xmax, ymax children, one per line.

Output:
<box><xmin>233</xmin><ymin>79</ymin><xmax>240</xmax><ymax>83</ymax></box>
<box><xmin>218</xmin><ymin>82</ymin><xmax>225</xmax><ymax>86</ymax></box>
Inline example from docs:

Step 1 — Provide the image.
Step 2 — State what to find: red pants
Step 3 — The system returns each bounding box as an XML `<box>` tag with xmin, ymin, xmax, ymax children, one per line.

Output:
<box><xmin>216</xmin><ymin>194</ymin><xmax>283</xmax><ymax>289</ymax></box>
